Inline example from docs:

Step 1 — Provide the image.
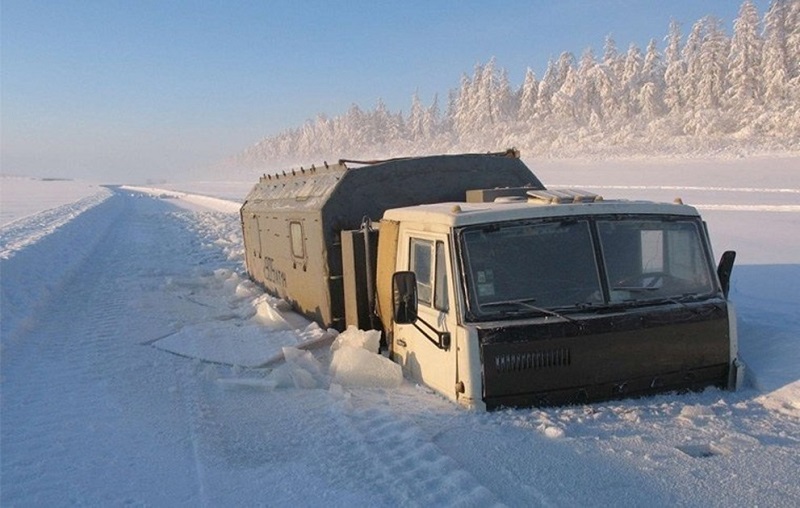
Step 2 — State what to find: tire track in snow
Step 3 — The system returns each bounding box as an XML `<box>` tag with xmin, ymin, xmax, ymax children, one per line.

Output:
<box><xmin>329</xmin><ymin>398</ymin><xmax>504</xmax><ymax>507</ymax></box>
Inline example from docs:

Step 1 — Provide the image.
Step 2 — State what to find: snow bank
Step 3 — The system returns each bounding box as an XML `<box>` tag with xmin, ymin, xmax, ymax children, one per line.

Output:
<box><xmin>0</xmin><ymin>187</ymin><xmax>112</xmax><ymax>259</ymax></box>
<box><xmin>0</xmin><ymin>188</ymin><xmax>118</xmax><ymax>341</ymax></box>
<box><xmin>120</xmin><ymin>185</ymin><xmax>241</xmax><ymax>214</ymax></box>
<box><xmin>0</xmin><ymin>176</ymin><xmax>108</xmax><ymax>227</ymax></box>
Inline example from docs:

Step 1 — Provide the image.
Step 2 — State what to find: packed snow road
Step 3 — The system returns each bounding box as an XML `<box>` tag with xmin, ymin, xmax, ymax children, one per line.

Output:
<box><xmin>2</xmin><ymin>183</ymin><xmax>799</xmax><ymax>506</ymax></box>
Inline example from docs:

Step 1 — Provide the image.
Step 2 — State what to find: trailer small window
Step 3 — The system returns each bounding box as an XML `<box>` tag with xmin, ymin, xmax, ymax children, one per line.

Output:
<box><xmin>289</xmin><ymin>221</ymin><xmax>305</xmax><ymax>259</ymax></box>
<box><xmin>410</xmin><ymin>238</ymin><xmax>433</xmax><ymax>305</ymax></box>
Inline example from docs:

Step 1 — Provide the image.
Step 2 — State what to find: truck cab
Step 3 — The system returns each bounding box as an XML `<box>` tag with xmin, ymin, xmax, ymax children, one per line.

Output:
<box><xmin>377</xmin><ymin>190</ymin><xmax>739</xmax><ymax>410</ymax></box>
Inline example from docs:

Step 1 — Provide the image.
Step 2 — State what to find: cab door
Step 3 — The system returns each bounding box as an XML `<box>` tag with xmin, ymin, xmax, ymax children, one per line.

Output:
<box><xmin>394</xmin><ymin>233</ymin><xmax>458</xmax><ymax>399</ymax></box>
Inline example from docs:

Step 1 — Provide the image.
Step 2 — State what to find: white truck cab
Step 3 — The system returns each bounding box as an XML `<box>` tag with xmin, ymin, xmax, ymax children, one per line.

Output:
<box><xmin>378</xmin><ymin>194</ymin><xmax>738</xmax><ymax>409</ymax></box>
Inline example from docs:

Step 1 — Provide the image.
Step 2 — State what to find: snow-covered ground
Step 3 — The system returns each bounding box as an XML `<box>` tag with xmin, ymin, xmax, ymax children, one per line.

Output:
<box><xmin>1</xmin><ymin>156</ymin><xmax>798</xmax><ymax>506</ymax></box>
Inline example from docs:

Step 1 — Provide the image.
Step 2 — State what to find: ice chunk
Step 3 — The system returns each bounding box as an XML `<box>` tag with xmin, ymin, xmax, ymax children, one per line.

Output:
<box><xmin>330</xmin><ymin>346</ymin><xmax>402</xmax><ymax>388</ymax></box>
<box><xmin>266</xmin><ymin>347</ymin><xmax>327</xmax><ymax>389</ymax></box>
<box><xmin>251</xmin><ymin>295</ymin><xmax>291</xmax><ymax>330</ymax></box>
<box><xmin>540</xmin><ymin>425</ymin><xmax>565</xmax><ymax>439</ymax></box>
<box><xmin>283</xmin><ymin>346</ymin><xmax>324</xmax><ymax>379</ymax></box>
<box><xmin>331</xmin><ymin>325</ymin><xmax>381</xmax><ymax>354</ymax></box>
<box><xmin>234</xmin><ymin>279</ymin><xmax>261</xmax><ymax>299</ymax></box>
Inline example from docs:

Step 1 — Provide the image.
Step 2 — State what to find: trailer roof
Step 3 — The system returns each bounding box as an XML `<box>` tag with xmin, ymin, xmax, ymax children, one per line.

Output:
<box><xmin>240</xmin><ymin>152</ymin><xmax>544</xmax><ymax>218</ymax></box>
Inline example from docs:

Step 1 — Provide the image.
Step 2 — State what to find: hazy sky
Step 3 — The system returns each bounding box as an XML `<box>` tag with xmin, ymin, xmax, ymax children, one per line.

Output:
<box><xmin>1</xmin><ymin>1</ymin><xmax>769</xmax><ymax>182</ymax></box>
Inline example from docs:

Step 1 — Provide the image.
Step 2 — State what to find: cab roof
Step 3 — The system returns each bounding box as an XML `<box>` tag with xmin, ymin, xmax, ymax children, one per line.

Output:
<box><xmin>382</xmin><ymin>199</ymin><xmax>702</xmax><ymax>228</ymax></box>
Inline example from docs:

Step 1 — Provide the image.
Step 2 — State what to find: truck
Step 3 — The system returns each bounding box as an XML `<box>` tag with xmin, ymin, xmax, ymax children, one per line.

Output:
<box><xmin>240</xmin><ymin>150</ymin><xmax>741</xmax><ymax>410</ymax></box>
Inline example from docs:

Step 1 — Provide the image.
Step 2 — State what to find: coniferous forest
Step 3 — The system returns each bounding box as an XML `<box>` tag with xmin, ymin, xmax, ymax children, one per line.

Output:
<box><xmin>236</xmin><ymin>0</ymin><xmax>799</xmax><ymax>167</ymax></box>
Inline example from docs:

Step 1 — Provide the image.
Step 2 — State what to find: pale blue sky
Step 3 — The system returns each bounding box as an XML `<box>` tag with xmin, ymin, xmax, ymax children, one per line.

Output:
<box><xmin>1</xmin><ymin>1</ymin><xmax>769</xmax><ymax>181</ymax></box>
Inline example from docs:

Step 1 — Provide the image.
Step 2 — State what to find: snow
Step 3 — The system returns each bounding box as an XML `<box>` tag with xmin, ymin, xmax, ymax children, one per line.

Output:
<box><xmin>1</xmin><ymin>155</ymin><xmax>799</xmax><ymax>506</ymax></box>
<box><xmin>0</xmin><ymin>176</ymin><xmax>109</xmax><ymax>226</ymax></box>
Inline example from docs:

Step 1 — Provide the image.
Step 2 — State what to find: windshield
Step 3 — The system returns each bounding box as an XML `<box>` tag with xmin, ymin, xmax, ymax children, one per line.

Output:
<box><xmin>460</xmin><ymin>216</ymin><xmax>718</xmax><ymax>321</ymax></box>
<box><xmin>597</xmin><ymin>219</ymin><xmax>715</xmax><ymax>303</ymax></box>
<box><xmin>461</xmin><ymin>220</ymin><xmax>603</xmax><ymax>318</ymax></box>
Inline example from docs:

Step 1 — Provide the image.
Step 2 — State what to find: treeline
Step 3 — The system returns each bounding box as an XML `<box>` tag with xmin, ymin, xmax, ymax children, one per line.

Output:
<box><xmin>236</xmin><ymin>0</ymin><xmax>800</xmax><ymax>167</ymax></box>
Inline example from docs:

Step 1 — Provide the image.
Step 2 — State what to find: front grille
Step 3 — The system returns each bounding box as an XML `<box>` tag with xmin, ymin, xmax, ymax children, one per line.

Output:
<box><xmin>494</xmin><ymin>348</ymin><xmax>571</xmax><ymax>373</ymax></box>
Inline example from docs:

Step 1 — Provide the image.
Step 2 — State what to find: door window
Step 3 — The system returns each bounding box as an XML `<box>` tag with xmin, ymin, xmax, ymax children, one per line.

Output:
<box><xmin>410</xmin><ymin>238</ymin><xmax>450</xmax><ymax>311</ymax></box>
<box><xmin>434</xmin><ymin>241</ymin><xmax>449</xmax><ymax>311</ymax></box>
<box><xmin>410</xmin><ymin>238</ymin><xmax>433</xmax><ymax>305</ymax></box>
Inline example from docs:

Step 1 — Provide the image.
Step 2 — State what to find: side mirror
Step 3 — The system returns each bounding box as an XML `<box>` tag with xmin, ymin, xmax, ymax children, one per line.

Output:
<box><xmin>717</xmin><ymin>250</ymin><xmax>736</xmax><ymax>299</ymax></box>
<box><xmin>392</xmin><ymin>271</ymin><xmax>418</xmax><ymax>324</ymax></box>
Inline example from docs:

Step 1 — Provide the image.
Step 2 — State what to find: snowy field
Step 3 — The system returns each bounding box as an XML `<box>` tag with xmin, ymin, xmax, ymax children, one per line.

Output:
<box><xmin>1</xmin><ymin>155</ymin><xmax>799</xmax><ymax>506</ymax></box>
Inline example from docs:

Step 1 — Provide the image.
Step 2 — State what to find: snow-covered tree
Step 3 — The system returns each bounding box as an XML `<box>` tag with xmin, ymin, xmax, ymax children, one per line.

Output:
<box><xmin>535</xmin><ymin>58</ymin><xmax>557</xmax><ymax>117</ymax></box>
<box><xmin>517</xmin><ymin>68</ymin><xmax>539</xmax><ymax>122</ymax></box>
<box><xmin>762</xmin><ymin>0</ymin><xmax>792</xmax><ymax>102</ymax></box>
<box><xmin>408</xmin><ymin>92</ymin><xmax>425</xmax><ymax>141</ymax></box>
<box><xmin>495</xmin><ymin>67</ymin><xmax>517</xmax><ymax>124</ymax></box>
<box><xmin>552</xmin><ymin>65</ymin><xmax>580</xmax><ymax>123</ymax></box>
<box><xmin>639</xmin><ymin>81</ymin><xmax>665</xmax><ymax>120</ymax></box>
<box><xmin>577</xmin><ymin>48</ymin><xmax>600</xmax><ymax>122</ymax></box>
<box><xmin>642</xmin><ymin>39</ymin><xmax>665</xmax><ymax>88</ymax></box>
<box><xmin>786</xmin><ymin>0</ymin><xmax>800</xmax><ymax>81</ymax></box>
<box><xmin>728</xmin><ymin>0</ymin><xmax>763</xmax><ymax>109</ymax></box>
<box><xmin>696</xmin><ymin>16</ymin><xmax>731</xmax><ymax>111</ymax></box>
<box><xmin>423</xmin><ymin>94</ymin><xmax>441</xmax><ymax>141</ymax></box>
<box><xmin>664</xmin><ymin>19</ymin><xmax>686</xmax><ymax>112</ymax></box>
<box><xmin>621</xmin><ymin>43</ymin><xmax>644</xmax><ymax>115</ymax></box>
<box><xmin>555</xmin><ymin>52</ymin><xmax>577</xmax><ymax>91</ymax></box>
<box><xmin>367</xmin><ymin>98</ymin><xmax>404</xmax><ymax>146</ymax></box>
<box><xmin>640</xmin><ymin>39</ymin><xmax>666</xmax><ymax>119</ymax></box>
<box><xmin>451</xmin><ymin>72</ymin><xmax>474</xmax><ymax>138</ymax></box>
<box><xmin>603</xmin><ymin>34</ymin><xmax>625</xmax><ymax>83</ymax></box>
<box><xmin>682</xmin><ymin>18</ymin><xmax>706</xmax><ymax>111</ymax></box>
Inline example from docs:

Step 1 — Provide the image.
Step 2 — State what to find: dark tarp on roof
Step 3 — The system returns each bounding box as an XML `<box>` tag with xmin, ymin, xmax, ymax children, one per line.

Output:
<box><xmin>242</xmin><ymin>153</ymin><xmax>545</xmax><ymax>240</ymax></box>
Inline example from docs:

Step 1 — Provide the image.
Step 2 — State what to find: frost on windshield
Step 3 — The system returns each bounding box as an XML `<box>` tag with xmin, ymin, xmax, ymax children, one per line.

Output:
<box><xmin>598</xmin><ymin>219</ymin><xmax>716</xmax><ymax>302</ymax></box>
<box><xmin>462</xmin><ymin>220</ymin><xmax>603</xmax><ymax>317</ymax></box>
<box><xmin>460</xmin><ymin>216</ymin><xmax>719</xmax><ymax>319</ymax></box>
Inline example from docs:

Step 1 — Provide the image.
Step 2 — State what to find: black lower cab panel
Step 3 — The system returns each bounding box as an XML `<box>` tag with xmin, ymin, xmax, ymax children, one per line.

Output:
<box><xmin>478</xmin><ymin>301</ymin><xmax>732</xmax><ymax>410</ymax></box>
<box><xmin>484</xmin><ymin>363</ymin><xmax>729</xmax><ymax>410</ymax></box>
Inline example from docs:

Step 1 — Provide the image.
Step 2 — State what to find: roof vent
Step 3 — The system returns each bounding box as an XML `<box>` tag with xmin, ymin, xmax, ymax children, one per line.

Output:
<box><xmin>527</xmin><ymin>189</ymin><xmax>601</xmax><ymax>205</ymax></box>
<box><xmin>494</xmin><ymin>196</ymin><xmax>526</xmax><ymax>203</ymax></box>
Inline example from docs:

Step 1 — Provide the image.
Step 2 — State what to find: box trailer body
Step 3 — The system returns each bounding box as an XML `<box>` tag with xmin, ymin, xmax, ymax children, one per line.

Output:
<box><xmin>241</xmin><ymin>152</ymin><xmax>739</xmax><ymax>409</ymax></box>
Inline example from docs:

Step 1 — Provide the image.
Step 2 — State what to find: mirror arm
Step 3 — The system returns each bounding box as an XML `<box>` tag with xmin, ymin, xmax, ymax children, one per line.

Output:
<box><xmin>412</xmin><ymin>316</ymin><xmax>451</xmax><ymax>350</ymax></box>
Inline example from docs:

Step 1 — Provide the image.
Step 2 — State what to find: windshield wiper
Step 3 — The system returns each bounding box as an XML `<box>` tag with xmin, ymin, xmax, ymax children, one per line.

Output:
<box><xmin>613</xmin><ymin>285</ymin><xmax>659</xmax><ymax>292</ymax></box>
<box><xmin>480</xmin><ymin>298</ymin><xmax>583</xmax><ymax>327</ymax></box>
